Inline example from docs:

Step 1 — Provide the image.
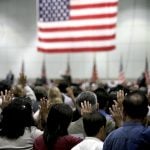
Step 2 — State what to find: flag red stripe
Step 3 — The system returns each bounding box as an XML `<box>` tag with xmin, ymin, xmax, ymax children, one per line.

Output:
<box><xmin>38</xmin><ymin>46</ymin><xmax>115</xmax><ymax>53</ymax></box>
<box><xmin>38</xmin><ymin>34</ymin><xmax>116</xmax><ymax>42</ymax></box>
<box><xmin>71</xmin><ymin>2</ymin><xmax>118</xmax><ymax>9</ymax></box>
<box><xmin>70</xmin><ymin>13</ymin><xmax>117</xmax><ymax>20</ymax></box>
<box><xmin>38</xmin><ymin>24</ymin><xmax>116</xmax><ymax>32</ymax></box>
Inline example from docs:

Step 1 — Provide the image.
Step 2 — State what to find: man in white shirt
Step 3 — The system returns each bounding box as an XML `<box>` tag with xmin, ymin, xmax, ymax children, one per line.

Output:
<box><xmin>71</xmin><ymin>112</ymin><xmax>106</xmax><ymax>150</ymax></box>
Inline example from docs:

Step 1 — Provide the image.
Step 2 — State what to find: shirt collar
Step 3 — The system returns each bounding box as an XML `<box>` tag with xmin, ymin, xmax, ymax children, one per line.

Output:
<box><xmin>123</xmin><ymin>121</ymin><xmax>143</xmax><ymax>127</ymax></box>
<box><xmin>85</xmin><ymin>137</ymin><xmax>103</xmax><ymax>143</ymax></box>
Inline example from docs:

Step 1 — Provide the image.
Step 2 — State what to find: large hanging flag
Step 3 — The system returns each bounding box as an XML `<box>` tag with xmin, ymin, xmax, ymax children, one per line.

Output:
<box><xmin>118</xmin><ymin>55</ymin><xmax>125</xmax><ymax>83</ymax></box>
<box><xmin>37</xmin><ymin>0</ymin><xmax>118</xmax><ymax>53</ymax></box>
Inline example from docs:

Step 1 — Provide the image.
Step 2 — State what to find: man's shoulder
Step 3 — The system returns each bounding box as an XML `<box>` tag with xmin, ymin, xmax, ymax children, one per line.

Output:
<box><xmin>68</xmin><ymin>118</ymin><xmax>85</xmax><ymax>138</ymax></box>
<box><xmin>69</xmin><ymin>118</ymin><xmax>83</xmax><ymax>130</ymax></box>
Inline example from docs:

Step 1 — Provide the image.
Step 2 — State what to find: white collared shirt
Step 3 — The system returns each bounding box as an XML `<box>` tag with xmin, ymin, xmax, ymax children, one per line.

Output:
<box><xmin>71</xmin><ymin>137</ymin><xmax>103</xmax><ymax>150</ymax></box>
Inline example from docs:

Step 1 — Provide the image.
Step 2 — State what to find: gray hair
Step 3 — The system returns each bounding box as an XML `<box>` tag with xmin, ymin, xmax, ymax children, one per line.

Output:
<box><xmin>76</xmin><ymin>91</ymin><xmax>97</xmax><ymax>111</ymax></box>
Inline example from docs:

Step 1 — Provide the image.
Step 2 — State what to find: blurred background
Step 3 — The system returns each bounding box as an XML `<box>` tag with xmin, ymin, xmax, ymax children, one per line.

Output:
<box><xmin>0</xmin><ymin>0</ymin><xmax>149</xmax><ymax>81</ymax></box>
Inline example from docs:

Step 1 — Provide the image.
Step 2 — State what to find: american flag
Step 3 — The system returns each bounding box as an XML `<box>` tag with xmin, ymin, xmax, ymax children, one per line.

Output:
<box><xmin>37</xmin><ymin>0</ymin><xmax>118</xmax><ymax>53</ymax></box>
<box><xmin>65</xmin><ymin>55</ymin><xmax>71</xmax><ymax>75</ymax></box>
<box><xmin>91</xmin><ymin>56</ymin><xmax>99</xmax><ymax>82</ymax></box>
<box><xmin>118</xmin><ymin>55</ymin><xmax>125</xmax><ymax>83</ymax></box>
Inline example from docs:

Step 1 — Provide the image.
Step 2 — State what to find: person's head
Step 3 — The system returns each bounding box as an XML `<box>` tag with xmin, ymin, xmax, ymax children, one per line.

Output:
<box><xmin>34</xmin><ymin>86</ymin><xmax>48</xmax><ymax>101</ymax></box>
<box><xmin>0</xmin><ymin>97</ymin><xmax>35</xmax><ymax>139</ymax></box>
<box><xmin>12</xmin><ymin>84</ymin><xmax>25</xmax><ymax>97</ymax></box>
<box><xmin>94</xmin><ymin>88</ymin><xmax>109</xmax><ymax>110</ymax></box>
<box><xmin>58</xmin><ymin>81</ymin><xmax>69</xmax><ymax>93</ymax></box>
<box><xmin>76</xmin><ymin>91</ymin><xmax>98</xmax><ymax>114</ymax></box>
<box><xmin>83</xmin><ymin>112</ymin><xmax>106</xmax><ymax>141</ymax></box>
<box><xmin>43</xmin><ymin>103</ymin><xmax>73</xmax><ymax>149</ymax></box>
<box><xmin>48</xmin><ymin>87</ymin><xmax>63</xmax><ymax>104</ymax></box>
<box><xmin>123</xmin><ymin>91</ymin><xmax>149</xmax><ymax>121</ymax></box>
<box><xmin>0</xmin><ymin>80</ymin><xmax>11</xmax><ymax>93</ymax></box>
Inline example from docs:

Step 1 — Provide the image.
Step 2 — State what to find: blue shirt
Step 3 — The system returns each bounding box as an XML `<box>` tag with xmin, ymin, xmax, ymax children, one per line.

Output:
<box><xmin>103</xmin><ymin>122</ymin><xmax>150</xmax><ymax>150</ymax></box>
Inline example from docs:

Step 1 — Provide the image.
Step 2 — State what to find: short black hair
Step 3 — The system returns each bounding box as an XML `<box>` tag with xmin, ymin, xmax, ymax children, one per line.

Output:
<box><xmin>83</xmin><ymin>112</ymin><xmax>106</xmax><ymax>137</ymax></box>
<box><xmin>94</xmin><ymin>88</ymin><xmax>109</xmax><ymax>109</ymax></box>
<box><xmin>58</xmin><ymin>81</ymin><xmax>69</xmax><ymax>93</ymax></box>
<box><xmin>123</xmin><ymin>91</ymin><xmax>148</xmax><ymax>119</ymax></box>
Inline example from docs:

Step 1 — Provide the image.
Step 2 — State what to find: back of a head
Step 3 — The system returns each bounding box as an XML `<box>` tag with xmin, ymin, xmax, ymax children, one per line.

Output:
<box><xmin>34</xmin><ymin>86</ymin><xmax>48</xmax><ymax>101</ymax></box>
<box><xmin>58</xmin><ymin>81</ymin><xmax>69</xmax><ymax>93</ymax></box>
<box><xmin>0</xmin><ymin>97</ymin><xmax>34</xmax><ymax>139</ymax></box>
<box><xmin>123</xmin><ymin>91</ymin><xmax>148</xmax><ymax>119</ymax></box>
<box><xmin>46</xmin><ymin>103</ymin><xmax>73</xmax><ymax>135</ymax></box>
<box><xmin>94</xmin><ymin>88</ymin><xmax>109</xmax><ymax>109</ymax></box>
<box><xmin>48</xmin><ymin>87</ymin><xmax>61</xmax><ymax>99</ymax></box>
<box><xmin>83</xmin><ymin>112</ymin><xmax>106</xmax><ymax>137</ymax></box>
<box><xmin>76</xmin><ymin>91</ymin><xmax>97</xmax><ymax>111</ymax></box>
<box><xmin>12</xmin><ymin>84</ymin><xmax>25</xmax><ymax>97</ymax></box>
<box><xmin>44</xmin><ymin>103</ymin><xmax>73</xmax><ymax>149</ymax></box>
<box><xmin>0</xmin><ymin>80</ymin><xmax>11</xmax><ymax>93</ymax></box>
<box><xmin>48</xmin><ymin>87</ymin><xmax>63</xmax><ymax>104</ymax></box>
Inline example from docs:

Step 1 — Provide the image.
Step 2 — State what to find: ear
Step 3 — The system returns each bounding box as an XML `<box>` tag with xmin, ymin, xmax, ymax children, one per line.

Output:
<box><xmin>97</xmin><ymin>126</ymin><xmax>106</xmax><ymax>141</ymax></box>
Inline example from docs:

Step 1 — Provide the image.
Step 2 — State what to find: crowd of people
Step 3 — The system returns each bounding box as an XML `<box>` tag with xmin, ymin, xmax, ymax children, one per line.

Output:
<box><xmin>0</xmin><ymin>72</ymin><xmax>150</xmax><ymax>150</ymax></box>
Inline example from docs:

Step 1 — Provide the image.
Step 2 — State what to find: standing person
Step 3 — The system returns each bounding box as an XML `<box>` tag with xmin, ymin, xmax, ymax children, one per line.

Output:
<box><xmin>68</xmin><ymin>91</ymin><xmax>98</xmax><ymax>138</ymax></box>
<box><xmin>94</xmin><ymin>87</ymin><xmax>115</xmax><ymax>135</ymax></box>
<box><xmin>5</xmin><ymin>70</ymin><xmax>14</xmax><ymax>87</ymax></box>
<box><xmin>103</xmin><ymin>91</ymin><xmax>150</xmax><ymax>150</ymax></box>
<box><xmin>33</xmin><ymin>103</ymin><xmax>82</xmax><ymax>150</ymax></box>
<box><xmin>71</xmin><ymin>112</ymin><xmax>106</xmax><ymax>150</ymax></box>
<box><xmin>0</xmin><ymin>97</ymin><xmax>42</xmax><ymax>150</ymax></box>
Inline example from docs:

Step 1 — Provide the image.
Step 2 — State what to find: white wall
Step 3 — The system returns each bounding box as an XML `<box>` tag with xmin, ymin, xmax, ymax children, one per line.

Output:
<box><xmin>0</xmin><ymin>0</ymin><xmax>149</xmax><ymax>80</ymax></box>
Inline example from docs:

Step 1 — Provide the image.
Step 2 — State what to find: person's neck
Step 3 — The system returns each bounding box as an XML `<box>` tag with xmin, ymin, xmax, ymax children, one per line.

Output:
<box><xmin>95</xmin><ymin>133</ymin><xmax>104</xmax><ymax>142</ymax></box>
<box><xmin>124</xmin><ymin>116</ymin><xmax>144</xmax><ymax>123</ymax></box>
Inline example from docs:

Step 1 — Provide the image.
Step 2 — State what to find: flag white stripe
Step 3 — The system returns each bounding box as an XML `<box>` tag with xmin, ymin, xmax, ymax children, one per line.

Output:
<box><xmin>38</xmin><ymin>29</ymin><xmax>116</xmax><ymax>38</ymax></box>
<box><xmin>71</xmin><ymin>7</ymin><xmax>117</xmax><ymax>16</ymax></box>
<box><xmin>38</xmin><ymin>40</ymin><xmax>116</xmax><ymax>49</ymax></box>
<box><xmin>71</xmin><ymin>0</ymin><xmax>118</xmax><ymax>5</ymax></box>
<box><xmin>38</xmin><ymin>18</ymin><xmax>117</xmax><ymax>28</ymax></box>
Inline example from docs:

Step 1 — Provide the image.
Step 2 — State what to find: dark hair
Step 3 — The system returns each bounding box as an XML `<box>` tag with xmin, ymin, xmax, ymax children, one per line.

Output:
<box><xmin>94</xmin><ymin>88</ymin><xmax>109</xmax><ymax>109</ymax></box>
<box><xmin>123</xmin><ymin>91</ymin><xmax>148</xmax><ymax>119</ymax></box>
<box><xmin>76</xmin><ymin>91</ymin><xmax>97</xmax><ymax>109</ymax></box>
<box><xmin>0</xmin><ymin>97</ymin><xmax>35</xmax><ymax>139</ymax></box>
<box><xmin>34</xmin><ymin>86</ymin><xmax>48</xmax><ymax>101</ymax></box>
<box><xmin>0</xmin><ymin>80</ymin><xmax>11</xmax><ymax>93</ymax></box>
<box><xmin>58</xmin><ymin>81</ymin><xmax>69</xmax><ymax>93</ymax></box>
<box><xmin>43</xmin><ymin>103</ymin><xmax>73</xmax><ymax>149</ymax></box>
<box><xmin>83</xmin><ymin>112</ymin><xmax>106</xmax><ymax>137</ymax></box>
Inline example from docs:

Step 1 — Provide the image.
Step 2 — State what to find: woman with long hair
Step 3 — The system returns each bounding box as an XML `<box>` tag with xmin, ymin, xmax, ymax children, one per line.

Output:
<box><xmin>33</xmin><ymin>103</ymin><xmax>82</xmax><ymax>150</ymax></box>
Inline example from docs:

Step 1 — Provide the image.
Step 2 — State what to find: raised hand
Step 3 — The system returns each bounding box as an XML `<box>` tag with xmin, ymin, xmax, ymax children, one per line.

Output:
<box><xmin>109</xmin><ymin>100</ymin><xmax>123</xmax><ymax>128</ymax></box>
<box><xmin>38</xmin><ymin>97</ymin><xmax>49</xmax><ymax>130</ymax></box>
<box><xmin>117</xmin><ymin>90</ymin><xmax>124</xmax><ymax>110</ymax></box>
<box><xmin>0</xmin><ymin>90</ymin><xmax>13</xmax><ymax>109</ymax></box>
<box><xmin>66</xmin><ymin>87</ymin><xmax>76</xmax><ymax>106</ymax></box>
<box><xmin>40</xmin><ymin>97</ymin><xmax>49</xmax><ymax>119</ymax></box>
<box><xmin>81</xmin><ymin>101</ymin><xmax>92</xmax><ymax>115</ymax></box>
